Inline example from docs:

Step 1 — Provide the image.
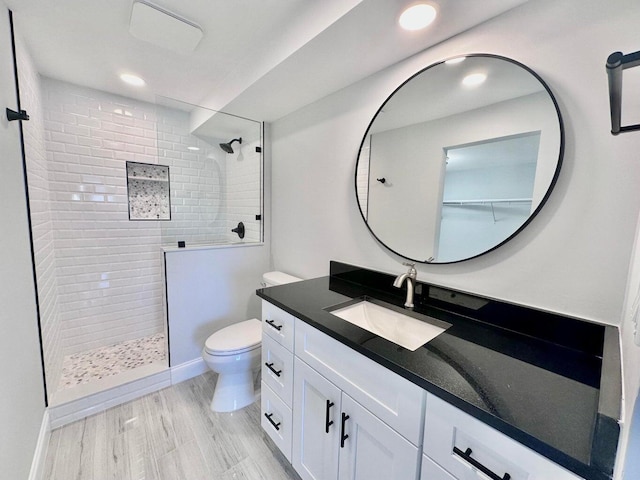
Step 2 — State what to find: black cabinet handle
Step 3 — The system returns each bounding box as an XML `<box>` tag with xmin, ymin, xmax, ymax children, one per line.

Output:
<box><xmin>340</xmin><ymin>412</ymin><xmax>350</xmax><ymax>447</ymax></box>
<box><xmin>265</xmin><ymin>319</ymin><xmax>283</xmax><ymax>331</ymax></box>
<box><xmin>453</xmin><ymin>447</ymin><xmax>511</xmax><ymax>480</ymax></box>
<box><xmin>264</xmin><ymin>412</ymin><xmax>281</xmax><ymax>431</ymax></box>
<box><xmin>264</xmin><ymin>362</ymin><xmax>282</xmax><ymax>377</ymax></box>
<box><xmin>325</xmin><ymin>400</ymin><xmax>335</xmax><ymax>433</ymax></box>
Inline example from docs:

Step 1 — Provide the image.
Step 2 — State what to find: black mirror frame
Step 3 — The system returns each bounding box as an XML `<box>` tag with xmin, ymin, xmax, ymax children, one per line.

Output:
<box><xmin>355</xmin><ymin>53</ymin><xmax>565</xmax><ymax>264</ymax></box>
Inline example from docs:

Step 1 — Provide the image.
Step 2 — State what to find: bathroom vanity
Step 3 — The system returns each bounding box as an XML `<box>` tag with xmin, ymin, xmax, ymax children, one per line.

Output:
<box><xmin>257</xmin><ymin>262</ymin><xmax>620</xmax><ymax>480</ymax></box>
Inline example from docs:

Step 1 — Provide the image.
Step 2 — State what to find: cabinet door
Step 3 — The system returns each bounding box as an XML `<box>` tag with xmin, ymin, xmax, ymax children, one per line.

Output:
<box><xmin>421</xmin><ymin>455</ymin><xmax>456</xmax><ymax>480</ymax></box>
<box><xmin>262</xmin><ymin>334</ymin><xmax>294</xmax><ymax>406</ymax></box>
<box><xmin>293</xmin><ymin>358</ymin><xmax>341</xmax><ymax>480</ymax></box>
<box><xmin>261</xmin><ymin>382</ymin><xmax>293</xmax><ymax>462</ymax></box>
<box><xmin>338</xmin><ymin>393</ymin><xmax>420</xmax><ymax>480</ymax></box>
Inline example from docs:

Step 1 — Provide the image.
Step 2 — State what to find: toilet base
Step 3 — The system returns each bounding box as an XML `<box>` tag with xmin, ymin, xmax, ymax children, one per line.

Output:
<box><xmin>210</xmin><ymin>371</ymin><xmax>257</xmax><ymax>412</ymax></box>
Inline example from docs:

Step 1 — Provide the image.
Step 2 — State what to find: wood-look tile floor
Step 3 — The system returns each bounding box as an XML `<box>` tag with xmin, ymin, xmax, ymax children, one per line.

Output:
<box><xmin>44</xmin><ymin>372</ymin><xmax>301</xmax><ymax>480</ymax></box>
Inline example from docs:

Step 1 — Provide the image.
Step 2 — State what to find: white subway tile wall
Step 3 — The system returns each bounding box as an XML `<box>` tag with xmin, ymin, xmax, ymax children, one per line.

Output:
<box><xmin>39</xmin><ymin>78</ymin><xmax>262</xmax><ymax>358</ymax></box>
<box><xmin>356</xmin><ymin>135</ymin><xmax>370</xmax><ymax>219</ymax></box>
<box><xmin>43</xmin><ymin>79</ymin><xmax>165</xmax><ymax>356</ymax></box>
<box><xmin>225</xmin><ymin>138</ymin><xmax>262</xmax><ymax>243</ymax></box>
<box><xmin>18</xmin><ymin>40</ymin><xmax>65</xmax><ymax>393</ymax></box>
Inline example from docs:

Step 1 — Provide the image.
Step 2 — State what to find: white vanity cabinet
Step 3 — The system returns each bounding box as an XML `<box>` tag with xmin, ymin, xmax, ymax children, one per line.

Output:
<box><xmin>260</xmin><ymin>300</ymin><xmax>296</xmax><ymax>461</ymax></box>
<box><xmin>260</xmin><ymin>299</ymin><xmax>586</xmax><ymax>480</ymax></box>
<box><xmin>422</xmin><ymin>393</ymin><xmax>583</xmax><ymax>480</ymax></box>
<box><xmin>293</xmin><ymin>357</ymin><xmax>420</xmax><ymax>480</ymax></box>
<box><xmin>292</xmin><ymin>318</ymin><xmax>425</xmax><ymax>480</ymax></box>
<box><xmin>260</xmin><ymin>300</ymin><xmax>425</xmax><ymax>480</ymax></box>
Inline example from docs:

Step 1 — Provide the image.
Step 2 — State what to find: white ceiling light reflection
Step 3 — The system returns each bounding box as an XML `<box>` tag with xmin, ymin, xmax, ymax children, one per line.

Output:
<box><xmin>187</xmin><ymin>146</ymin><xmax>200</xmax><ymax>151</ymax></box>
<box><xmin>399</xmin><ymin>4</ymin><xmax>437</xmax><ymax>31</ymax></box>
<box><xmin>445</xmin><ymin>57</ymin><xmax>465</xmax><ymax>65</ymax></box>
<box><xmin>462</xmin><ymin>73</ymin><xmax>487</xmax><ymax>87</ymax></box>
<box><xmin>120</xmin><ymin>73</ymin><xmax>146</xmax><ymax>87</ymax></box>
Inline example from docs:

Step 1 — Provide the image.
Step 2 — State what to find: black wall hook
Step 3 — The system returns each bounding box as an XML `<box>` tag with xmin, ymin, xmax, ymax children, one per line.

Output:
<box><xmin>231</xmin><ymin>221</ymin><xmax>245</xmax><ymax>239</ymax></box>
<box><xmin>6</xmin><ymin>108</ymin><xmax>29</xmax><ymax>122</ymax></box>
<box><xmin>376</xmin><ymin>178</ymin><xmax>386</xmax><ymax>184</ymax></box>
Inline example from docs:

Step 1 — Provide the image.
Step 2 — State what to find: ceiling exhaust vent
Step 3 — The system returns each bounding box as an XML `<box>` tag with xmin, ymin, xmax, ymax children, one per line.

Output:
<box><xmin>129</xmin><ymin>1</ymin><xmax>203</xmax><ymax>55</ymax></box>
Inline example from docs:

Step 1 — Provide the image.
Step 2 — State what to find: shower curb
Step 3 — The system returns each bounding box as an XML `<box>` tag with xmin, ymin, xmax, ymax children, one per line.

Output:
<box><xmin>47</xmin><ymin>358</ymin><xmax>207</xmax><ymax>429</ymax></box>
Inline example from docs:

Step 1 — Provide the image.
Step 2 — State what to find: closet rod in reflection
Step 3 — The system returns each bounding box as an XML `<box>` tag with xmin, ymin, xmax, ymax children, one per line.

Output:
<box><xmin>606</xmin><ymin>50</ymin><xmax>640</xmax><ymax>135</ymax></box>
<box><xmin>443</xmin><ymin>198</ymin><xmax>532</xmax><ymax>205</ymax></box>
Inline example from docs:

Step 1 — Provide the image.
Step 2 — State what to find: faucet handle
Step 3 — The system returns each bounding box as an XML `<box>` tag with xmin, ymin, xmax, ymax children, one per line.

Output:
<box><xmin>402</xmin><ymin>262</ymin><xmax>417</xmax><ymax>277</ymax></box>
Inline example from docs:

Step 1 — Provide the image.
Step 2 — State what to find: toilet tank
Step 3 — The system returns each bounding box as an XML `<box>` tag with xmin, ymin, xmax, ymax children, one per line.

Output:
<box><xmin>262</xmin><ymin>271</ymin><xmax>301</xmax><ymax>287</ymax></box>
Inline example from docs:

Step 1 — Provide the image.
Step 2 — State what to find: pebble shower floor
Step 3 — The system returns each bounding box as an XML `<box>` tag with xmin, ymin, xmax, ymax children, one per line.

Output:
<box><xmin>58</xmin><ymin>333</ymin><xmax>166</xmax><ymax>390</ymax></box>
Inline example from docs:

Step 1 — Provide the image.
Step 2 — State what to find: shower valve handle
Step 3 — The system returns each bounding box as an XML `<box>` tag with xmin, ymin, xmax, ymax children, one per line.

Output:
<box><xmin>231</xmin><ymin>222</ymin><xmax>245</xmax><ymax>239</ymax></box>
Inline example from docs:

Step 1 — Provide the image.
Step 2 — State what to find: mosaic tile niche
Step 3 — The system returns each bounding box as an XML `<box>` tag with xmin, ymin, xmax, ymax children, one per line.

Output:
<box><xmin>126</xmin><ymin>161</ymin><xmax>171</xmax><ymax>220</ymax></box>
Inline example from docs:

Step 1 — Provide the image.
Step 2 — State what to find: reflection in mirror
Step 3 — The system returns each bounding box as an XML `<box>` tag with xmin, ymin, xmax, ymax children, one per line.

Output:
<box><xmin>438</xmin><ymin>132</ymin><xmax>540</xmax><ymax>262</ymax></box>
<box><xmin>356</xmin><ymin>54</ymin><xmax>563</xmax><ymax>263</ymax></box>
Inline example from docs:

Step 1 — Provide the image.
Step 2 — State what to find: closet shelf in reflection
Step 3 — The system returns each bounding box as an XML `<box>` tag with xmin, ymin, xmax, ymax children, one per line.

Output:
<box><xmin>443</xmin><ymin>198</ymin><xmax>532</xmax><ymax>205</ymax></box>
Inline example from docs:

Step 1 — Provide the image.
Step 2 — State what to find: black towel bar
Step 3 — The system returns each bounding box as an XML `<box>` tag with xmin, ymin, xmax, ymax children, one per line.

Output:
<box><xmin>606</xmin><ymin>50</ymin><xmax>640</xmax><ymax>135</ymax></box>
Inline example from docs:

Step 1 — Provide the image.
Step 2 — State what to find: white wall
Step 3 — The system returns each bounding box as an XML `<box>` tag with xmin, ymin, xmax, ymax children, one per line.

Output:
<box><xmin>0</xmin><ymin>5</ymin><xmax>46</xmax><ymax>479</ymax></box>
<box><xmin>271</xmin><ymin>0</ymin><xmax>640</xmax><ymax>324</ymax></box>
<box><xmin>271</xmin><ymin>1</ymin><xmax>640</xmax><ymax>476</ymax></box>
<box><xmin>164</xmin><ymin>245</ymin><xmax>270</xmax><ymax>365</ymax></box>
<box><xmin>17</xmin><ymin>31</ymin><xmax>64</xmax><ymax>396</ymax></box>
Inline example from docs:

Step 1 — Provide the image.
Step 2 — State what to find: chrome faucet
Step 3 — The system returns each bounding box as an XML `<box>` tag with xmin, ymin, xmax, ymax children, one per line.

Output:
<box><xmin>393</xmin><ymin>262</ymin><xmax>417</xmax><ymax>308</ymax></box>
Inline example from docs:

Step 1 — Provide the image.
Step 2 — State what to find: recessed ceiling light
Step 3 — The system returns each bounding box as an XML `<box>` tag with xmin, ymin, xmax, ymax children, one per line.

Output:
<box><xmin>187</xmin><ymin>146</ymin><xmax>200</xmax><ymax>151</ymax></box>
<box><xmin>120</xmin><ymin>73</ymin><xmax>146</xmax><ymax>87</ymax></box>
<box><xmin>445</xmin><ymin>57</ymin><xmax>466</xmax><ymax>65</ymax></box>
<box><xmin>462</xmin><ymin>73</ymin><xmax>487</xmax><ymax>87</ymax></box>
<box><xmin>399</xmin><ymin>4</ymin><xmax>437</xmax><ymax>31</ymax></box>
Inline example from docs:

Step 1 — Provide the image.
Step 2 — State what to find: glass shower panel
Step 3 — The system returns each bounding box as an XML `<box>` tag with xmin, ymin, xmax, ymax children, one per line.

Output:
<box><xmin>155</xmin><ymin>97</ymin><xmax>263</xmax><ymax>248</ymax></box>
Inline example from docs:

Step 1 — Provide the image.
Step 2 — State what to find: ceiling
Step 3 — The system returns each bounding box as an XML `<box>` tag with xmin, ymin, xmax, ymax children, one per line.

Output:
<box><xmin>6</xmin><ymin>0</ymin><xmax>530</xmax><ymax>123</ymax></box>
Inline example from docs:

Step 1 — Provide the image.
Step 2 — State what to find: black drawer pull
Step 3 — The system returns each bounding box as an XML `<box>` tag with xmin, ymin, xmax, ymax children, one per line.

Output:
<box><xmin>340</xmin><ymin>412</ymin><xmax>350</xmax><ymax>448</ymax></box>
<box><xmin>453</xmin><ymin>447</ymin><xmax>511</xmax><ymax>480</ymax></box>
<box><xmin>264</xmin><ymin>362</ymin><xmax>282</xmax><ymax>377</ymax></box>
<box><xmin>264</xmin><ymin>412</ymin><xmax>281</xmax><ymax>431</ymax></box>
<box><xmin>325</xmin><ymin>400</ymin><xmax>335</xmax><ymax>433</ymax></box>
<box><xmin>265</xmin><ymin>319</ymin><xmax>283</xmax><ymax>331</ymax></box>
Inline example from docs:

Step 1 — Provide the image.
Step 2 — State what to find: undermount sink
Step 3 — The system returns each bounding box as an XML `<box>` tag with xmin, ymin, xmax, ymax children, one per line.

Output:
<box><xmin>326</xmin><ymin>298</ymin><xmax>451</xmax><ymax>351</ymax></box>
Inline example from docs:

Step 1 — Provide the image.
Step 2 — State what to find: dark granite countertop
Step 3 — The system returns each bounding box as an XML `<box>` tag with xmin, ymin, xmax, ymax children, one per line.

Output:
<box><xmin>256</xmin><ymin>262</ymin><xmax>621</xmax><ymax>480</ymax></box>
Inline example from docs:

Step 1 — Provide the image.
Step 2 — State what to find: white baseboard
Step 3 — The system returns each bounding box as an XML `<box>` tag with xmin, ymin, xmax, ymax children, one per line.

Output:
<box><xmin>170</xmin><ymin>357</ymin><xmax>207</xmax><ymax>384</ymax></box>
<box><xmin>47</xmin><ymin>358</ymin><xmax>208</xmax><ymax>429</ymax></box>
<box><xmin>28</xmin><ymin>409</ymin><xmax>50</xmax><ymax>480</ymax></box>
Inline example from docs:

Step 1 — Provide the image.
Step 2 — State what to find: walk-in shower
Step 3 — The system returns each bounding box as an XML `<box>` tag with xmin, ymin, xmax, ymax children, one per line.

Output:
<box><xmin>20</xmin><ymin>74</ymin><xmax>263</xmax><ymax>406</ymax></box>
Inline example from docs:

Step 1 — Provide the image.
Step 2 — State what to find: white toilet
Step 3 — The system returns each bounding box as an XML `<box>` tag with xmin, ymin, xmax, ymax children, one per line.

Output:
<box><xmin>202</xmin><ymin>271</ymin><xmax>301</xmax><ymax>412</ymax></box>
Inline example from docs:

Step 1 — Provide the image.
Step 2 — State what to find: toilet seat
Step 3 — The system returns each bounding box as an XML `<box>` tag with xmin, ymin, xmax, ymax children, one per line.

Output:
<box><xmin>204</xmin><ymin>318</ymin><xmax>261</xmax><ymax>356</ymax></box>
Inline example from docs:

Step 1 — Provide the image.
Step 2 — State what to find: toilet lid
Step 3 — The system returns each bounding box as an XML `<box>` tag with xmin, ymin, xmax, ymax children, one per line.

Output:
<box><xmin>204</xmin><ymin>318</ymin><xmax>261</xmax><ymax>355</ymax></box>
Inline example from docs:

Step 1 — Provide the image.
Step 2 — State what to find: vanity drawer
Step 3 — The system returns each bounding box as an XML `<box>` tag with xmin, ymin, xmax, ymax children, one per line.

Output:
<box><xmin>261</xmin><ymin>381</ymin><xmax>293</xmax><ymax>462</ymax></box>
<box><xmin>423</xmin><ymin>393</ymin><xmax>582</xmax><ymax>480</ymax></box>
<box><xmin>294</xmin><ymin>318</ymin><xmax>426</xmax><ymax>446</ymax></box>
<box><xmin>261</xmin><ymin>334</ymin><xmax>294</xmax><ymax>407</ymax></box>
<box><xmin>262</xmin><ymin>300</ymin><xmax>296</xmax><ymax>351</ymax></box>
<box><xmin>421</xmin><ymin>454</ymin><xmax>456</xmax><ymax>480</ymax></box>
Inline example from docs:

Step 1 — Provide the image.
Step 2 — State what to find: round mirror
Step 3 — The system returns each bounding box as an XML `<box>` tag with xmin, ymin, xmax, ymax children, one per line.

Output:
<box><xmin>355</xmin><ymin>54</ymin><xmax>563</xmax><ymax>264</ymax></box>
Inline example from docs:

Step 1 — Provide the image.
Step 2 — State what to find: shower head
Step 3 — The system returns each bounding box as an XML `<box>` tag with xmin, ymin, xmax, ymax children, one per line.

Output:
<box><xmin>219</xmin><ymin>137</ymin><xmax>242</xmax><ymax>154</ymax></box>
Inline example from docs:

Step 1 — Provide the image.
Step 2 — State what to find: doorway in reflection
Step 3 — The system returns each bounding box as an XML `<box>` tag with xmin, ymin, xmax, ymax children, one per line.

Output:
<box><xmin>437</xmin><ymin>132</ymin><xmax>541</xmax><ymax>262</ymax></box>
